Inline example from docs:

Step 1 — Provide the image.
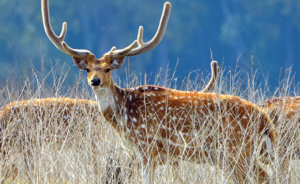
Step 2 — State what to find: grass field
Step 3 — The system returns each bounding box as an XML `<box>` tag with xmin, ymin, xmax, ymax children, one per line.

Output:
<box><xmin>0</xmin><ymin>60</ymin><xmax>300</xmax><ymax>183</ymax></box>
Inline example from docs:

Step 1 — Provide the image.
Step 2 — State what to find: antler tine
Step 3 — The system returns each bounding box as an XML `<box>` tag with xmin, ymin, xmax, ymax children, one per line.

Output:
<box><xmin>42</xmin><ymin>0</ymin><xmax>70</xmax><ymax>55</ymax></box>
<box><xmin>62</xmin><ymin>42</ymin><xmax>94</xmax><ymax>58</ymax></box>
<box><xmin>201</xmin><ymin>60</ymin><xmax>220</xmax><ymax>93</ymax></box>
<box><xmin>125</xmin><ymin>2</ymin><xmax>171</xmax><ymax>57</ymax></box>
<box><xmin>41</xmin><ymin>0</ymin><xmax>91</xmax><ymax>58</ymax></box>
<box><xmin>109</xmin><ymin>40</ymin><xmax>138</xmax><ymax>58</ymax></box>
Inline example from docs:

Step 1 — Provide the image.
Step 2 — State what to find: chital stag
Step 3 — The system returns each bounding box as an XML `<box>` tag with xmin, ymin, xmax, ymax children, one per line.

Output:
<box><xmin>42</xmin><ymin>0</ymin><xmax>276</xmax><ymax>183</ymax></box>
<box><xmin>0</xmin><ymin>60</ymin><xmax>219</xmax><ymax>182</ymax></box>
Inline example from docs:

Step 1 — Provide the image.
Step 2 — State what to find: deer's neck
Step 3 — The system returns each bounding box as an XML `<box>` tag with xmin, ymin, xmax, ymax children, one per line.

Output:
<box><xmin>92</xmin><ymin>84</ymin><xmax>130</xmax><ymax>136</ymax></box>
<box><xmin>92</xmin><ymin>86</ymin><xmax>116</xmax><ymax>112</ymax></box>
<box><xmin>92</xmin><ymin>84</ymin><xmax>127</xmax><ymax>113</ymax></box>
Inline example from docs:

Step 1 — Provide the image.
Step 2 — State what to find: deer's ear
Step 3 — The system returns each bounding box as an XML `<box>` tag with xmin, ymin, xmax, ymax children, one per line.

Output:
<box><xmin>110</xmin><ymin>57</ymin><xmax>126</xmax><ymax>70</ymax></box>
<box><xmin>72</xmin><ymin>57</ymin><xmax>88</xmax><ymax>70</ymax></box>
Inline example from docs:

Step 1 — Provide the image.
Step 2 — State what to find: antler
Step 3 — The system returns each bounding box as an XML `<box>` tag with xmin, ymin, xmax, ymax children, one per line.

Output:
<box><xmin>42</xmin><ymin>0</ymin><xmax>170</xmax><ymax>59</ymax></box>
<box><xmin>41</xmin><ymin>0</ymin><xmax>92</xmax><ymax>58</ymax></box>
<box><xmin>42</xmin><ymin>0</ymin><xmax>137</xmax><ymax>58</ymax></box>
<box><xmin>201</xmin><ymin>60</ymin><xmax>220</xmax><ymax>92</ymax></box>
<box><xmin>109</xmin><ymin>2</ymin><xmax>171</xmax><ymax>57</ymax></box>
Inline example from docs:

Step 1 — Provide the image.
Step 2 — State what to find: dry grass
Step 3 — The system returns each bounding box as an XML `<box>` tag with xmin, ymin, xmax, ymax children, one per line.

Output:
<box><xmin>0</xmin><ymin>60</ymin><xmax>300</xmax><ymax>184</ymax></box>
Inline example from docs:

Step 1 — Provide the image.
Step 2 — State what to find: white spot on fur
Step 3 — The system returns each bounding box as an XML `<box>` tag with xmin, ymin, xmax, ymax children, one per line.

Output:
<box><xmin>119</xmin><ymin>120</ymin><xmax>124</xmax><ymax>127</ymax></box>
<box><xmin>133</xmin><ymin>117</ymin><xmax>137</xmax><ymax>123</ymax></box>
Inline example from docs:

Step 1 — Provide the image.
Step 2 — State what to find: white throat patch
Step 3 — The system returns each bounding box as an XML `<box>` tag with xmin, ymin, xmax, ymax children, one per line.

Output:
<box><xmin>93</xmin><ymin>87</ymin><xmax>116</xmax><ymax>112</ymax></box>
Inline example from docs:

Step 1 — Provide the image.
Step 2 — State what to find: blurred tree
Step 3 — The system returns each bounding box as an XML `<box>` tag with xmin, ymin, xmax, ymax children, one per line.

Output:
<box><xmin>0</xmin><ymin>0</ymin><xmax>300</xmax><ymax>93</ymax></box>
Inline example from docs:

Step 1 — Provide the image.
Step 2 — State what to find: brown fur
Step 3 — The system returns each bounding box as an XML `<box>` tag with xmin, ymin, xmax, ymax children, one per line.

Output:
<box><xmin>98</xmin><ymin>84</ymin><xmax>277</xmax><ymax>183</ymax></box>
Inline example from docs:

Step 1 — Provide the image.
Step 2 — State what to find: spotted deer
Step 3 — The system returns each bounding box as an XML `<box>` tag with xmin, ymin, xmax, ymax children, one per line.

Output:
<box><xmin>0</xmin><ymin>60</ymin><xmax>219</xmax><ymax>182</ymax></box>
<box><xmin>42</xmin><ymin>0</ymin><xmax>276</xmax><ymax>183</ymax></box>
<box><xmin>259</xmin><ymin>96</ymin><xmax>300</xmax><ymax>181</ymax></box>
<box><xmin>0</xmin><ymin>98</ymin><xmax>101</xmax><ymax>181</ymax></box>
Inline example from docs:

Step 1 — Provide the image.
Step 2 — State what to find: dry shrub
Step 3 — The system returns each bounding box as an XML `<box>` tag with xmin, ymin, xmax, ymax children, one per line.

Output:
<box><xmin>0</xmin><ymin>60</ymin><xmax>299</xmax><ymax>183</ymax></box>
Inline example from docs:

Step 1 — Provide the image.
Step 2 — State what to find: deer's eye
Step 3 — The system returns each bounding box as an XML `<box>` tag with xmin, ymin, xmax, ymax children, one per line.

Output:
<box><xmin>105</xmin><ymin>68</ymin><xmax>112</xmax><ymax>73</ymax></box>
<box><xmin>85</xmin><ymin>68</ymin><xmax>90</xmax><ymax>73</ymax></box>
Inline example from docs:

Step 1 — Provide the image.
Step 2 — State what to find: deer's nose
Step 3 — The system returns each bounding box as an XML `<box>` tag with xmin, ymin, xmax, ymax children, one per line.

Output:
<box><xmin>91</xmin><ymin>78</ymin><xmax>101</xmax><ymax>86</ymax></box>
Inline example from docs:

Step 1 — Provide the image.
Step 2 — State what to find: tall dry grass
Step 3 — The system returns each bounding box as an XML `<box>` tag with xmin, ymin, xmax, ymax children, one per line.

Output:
<box><xmin>0</xmin><ymin>58</ymin><xmax>299</xmax><ymax>183</ymax></box>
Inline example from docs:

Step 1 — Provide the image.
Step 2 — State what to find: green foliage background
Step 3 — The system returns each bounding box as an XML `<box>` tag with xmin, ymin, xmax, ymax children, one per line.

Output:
<box><xmin>1</xmin><ymin>0</ymin><xmax>300</xmax><ymax>91</ymax></box>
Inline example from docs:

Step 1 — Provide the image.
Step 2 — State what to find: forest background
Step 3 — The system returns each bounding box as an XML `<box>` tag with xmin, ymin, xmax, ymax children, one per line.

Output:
<box><xmin>1</xmin><ymin>0</ymin><xmax>300</xmax><ymax>93</ymax></box>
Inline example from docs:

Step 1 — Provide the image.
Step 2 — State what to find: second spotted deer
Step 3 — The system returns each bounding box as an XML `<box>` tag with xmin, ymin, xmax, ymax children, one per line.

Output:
<box><xmin>259</xmin><ymin>96</ymin><xmax>300</xmax><ymax>182</ymax></box>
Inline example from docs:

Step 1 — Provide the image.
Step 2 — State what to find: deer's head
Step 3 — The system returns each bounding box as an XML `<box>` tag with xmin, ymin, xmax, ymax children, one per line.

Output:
<box><xmin>42</xmin><ymin>0</ymin><xmax>171</xmax><ymax>91</ymax></box>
